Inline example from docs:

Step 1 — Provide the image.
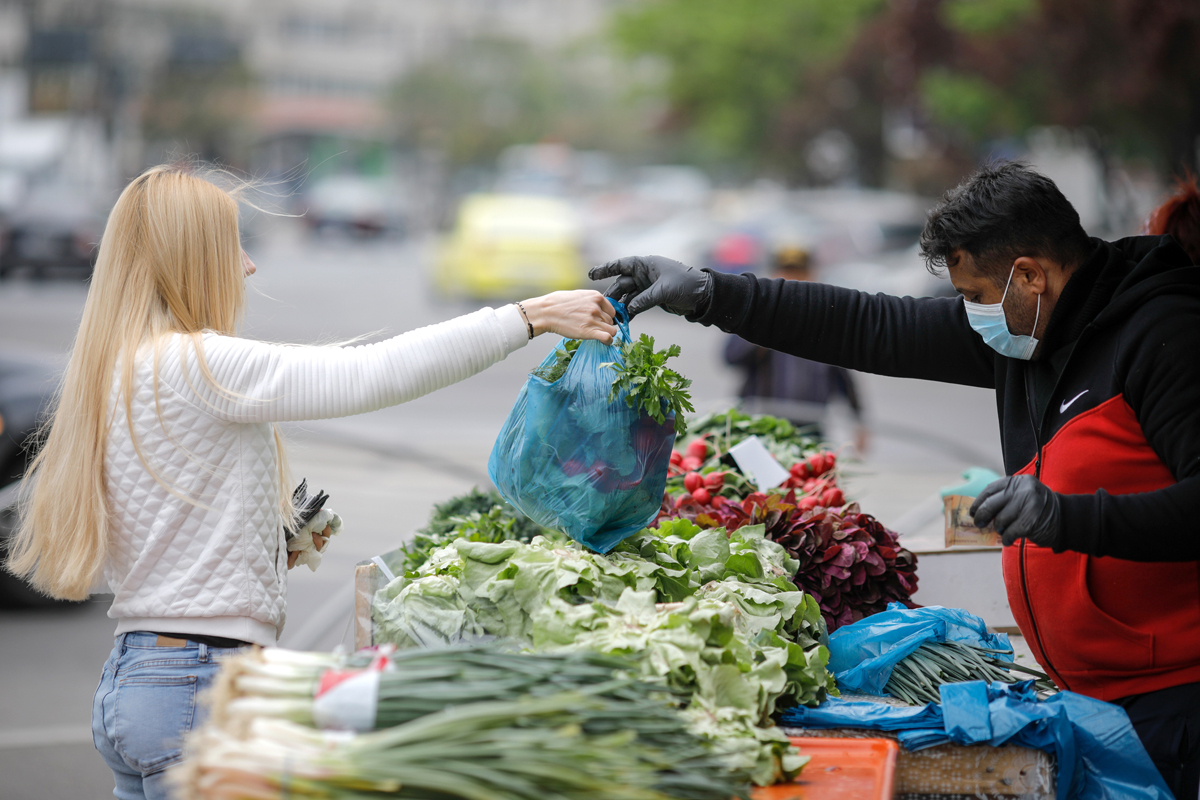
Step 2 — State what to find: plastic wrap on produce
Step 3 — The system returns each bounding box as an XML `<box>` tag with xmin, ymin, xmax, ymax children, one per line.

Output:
<box><xmin>487</xmin><ymin>302</ymin><xmax>675</xmax><ymax>552</ymax></box>
<box><xmin>828</xmin><ymin>602</ymin><xmax>1011</xmax><ymax>695</ymax></box>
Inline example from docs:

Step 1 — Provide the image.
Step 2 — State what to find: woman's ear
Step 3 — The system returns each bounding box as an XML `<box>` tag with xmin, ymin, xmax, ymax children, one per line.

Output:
<box><xmin>1012</xmin><ymin>256</ymin><xmax>1047</xmax><ymax>293</ymax></box>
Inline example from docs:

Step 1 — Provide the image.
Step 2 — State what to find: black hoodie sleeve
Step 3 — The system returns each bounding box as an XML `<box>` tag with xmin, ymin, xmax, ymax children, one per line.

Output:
<box><xmin>695</xmin><ymin>271</ymin><xmax>997</xmax><ymax>387</ymax></box>
<box><xmin>1057</xmin><ymin>294</ymin><xmax>1200</xmax><ymax>561</ymax></box>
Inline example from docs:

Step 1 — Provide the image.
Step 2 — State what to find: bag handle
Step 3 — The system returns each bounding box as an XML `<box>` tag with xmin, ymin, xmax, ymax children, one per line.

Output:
<box><xmin>610</xmin><ymin>300</ymin><xmax>632</xmax><ymax>345</ymax></box>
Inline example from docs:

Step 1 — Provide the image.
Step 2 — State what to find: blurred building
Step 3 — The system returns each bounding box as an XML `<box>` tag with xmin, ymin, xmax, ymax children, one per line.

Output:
<box><xmin>0</xmin><ymin>0</ymin><xmax>624</xmax><ymax>172</ymax></box>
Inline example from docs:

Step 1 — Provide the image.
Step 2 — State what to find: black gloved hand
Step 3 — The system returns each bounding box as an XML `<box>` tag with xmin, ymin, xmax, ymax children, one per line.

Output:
<box><xmin>970</xmin><ymin>475</ymin><xmax>1063</xmax><ymax>549</ymax></box>
<box><xmin>588</xmin><ymin>255</ymin><xmax>713</xmax><ymax>318</ymax></box>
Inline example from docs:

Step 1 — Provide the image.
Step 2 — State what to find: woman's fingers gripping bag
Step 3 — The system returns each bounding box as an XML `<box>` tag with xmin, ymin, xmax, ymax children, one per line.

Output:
<box><xmin>488</xmin><ymin>302</ymin><xmax>678</xmax><ymax>552</ymax></box>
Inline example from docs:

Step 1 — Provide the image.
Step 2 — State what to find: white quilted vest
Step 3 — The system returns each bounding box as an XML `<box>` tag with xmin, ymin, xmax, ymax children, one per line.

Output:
<box><xmin>103</xmin><ymin>306</ymin><xmax>526</xmax><ymax>645</ymax></box>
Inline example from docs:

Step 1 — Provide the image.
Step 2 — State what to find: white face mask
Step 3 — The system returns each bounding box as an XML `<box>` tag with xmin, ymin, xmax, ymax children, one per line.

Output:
<box><xmin>962</xmin><ymin>266</ymin><xmax>1040</xmax><ymax>360</ymax></box>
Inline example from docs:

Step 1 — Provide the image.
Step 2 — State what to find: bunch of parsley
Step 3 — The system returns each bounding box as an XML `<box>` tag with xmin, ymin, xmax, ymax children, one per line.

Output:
<box><xmin>602</xmin><ymin>334</ymin><xmax>694</xmax><ymax>436</ymax></box>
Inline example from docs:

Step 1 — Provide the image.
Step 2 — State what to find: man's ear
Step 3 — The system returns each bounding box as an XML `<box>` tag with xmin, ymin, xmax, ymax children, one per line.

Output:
<box><xmin>1012</xmin><ymin>256</ymin><xmax>1048</xmax><ymax>294</ymax></box>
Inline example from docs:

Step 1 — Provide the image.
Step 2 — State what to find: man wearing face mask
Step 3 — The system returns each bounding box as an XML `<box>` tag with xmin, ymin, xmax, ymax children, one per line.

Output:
<box><xmin>591</xmin><ymin>161</ymin><xmax>1200</xmax><ymax>796</ymax></box>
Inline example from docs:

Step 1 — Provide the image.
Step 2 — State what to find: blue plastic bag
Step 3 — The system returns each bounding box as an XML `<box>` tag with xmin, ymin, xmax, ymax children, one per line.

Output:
<box><xmin>828</xmin><ymin>603</ymin><xmax>1012</xmax><ymax>695</ymax></box>
<box><xmin>488</xmin><ymin>302</ymin><xmax>676</xmax><ymax>552</ymax></box>
<box><xmin>781</xmin><ymin>680</ymin><xmax>1172</xmax><ymax>800</ymax></box>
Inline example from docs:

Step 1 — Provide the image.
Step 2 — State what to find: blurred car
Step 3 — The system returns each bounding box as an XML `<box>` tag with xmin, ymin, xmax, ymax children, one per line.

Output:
<box><xmin>0</xmin><ymin>179</ymin><xmax>105</xmax><ymax>278</ymax></box>
<box><xmin>0</xmin><ymin>351</ymin><xmax>76</xmax><ymax>607</ymax></box>
<box><xmin>303</xmin><ymin>174</ymin><xmax>407</xmax><ymax>237</ymax></box>
<box><xmin>435</xmin><ymin>194</ymin><xmax>586</xmax><ymax>299</ymax></box>
<box><xmin>0</xmin><ymin>116</ymin><xmax>113</xmax><ymax>278</ymax></box>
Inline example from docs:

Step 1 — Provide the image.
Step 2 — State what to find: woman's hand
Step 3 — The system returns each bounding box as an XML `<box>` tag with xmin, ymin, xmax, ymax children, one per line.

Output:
<box><xmin>521</xmin><ymin>290</ymin><xmax>618</xmax><ymax>344</ymax></box>
<box><xmin>287</xmin><ymin>525</ymin><xmax>331</xmax><ymax>570</ymax></box>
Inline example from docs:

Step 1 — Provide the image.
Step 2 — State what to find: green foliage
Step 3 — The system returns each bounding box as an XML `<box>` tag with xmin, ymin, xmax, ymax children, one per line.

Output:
<box><xmin>372</xmin><ymin>522</ymin><xmax>836</xmax><ymax>785</ymax></box>
<box><xmin>919</xmin><ymin>68</ymin><xmax>1029</xmax><ymax>141</ymax></box>
<box><xmin>941</xmin><ymin>0</ymin><xmax>1037</xmax><ymax>34</ymax></box>
<box><xmin>390</xmin><ymin>37</ymin><xmax>653</xmax><ymax>165</ymax></box>
<box><xmin>611</xmin><ymin>0</ymin><xmax>885</xmax><ymax>160</ymax></box>
<box><xmin>602</xmin><ymin>334</ymin><xmax>694</xmax><ymax>436</ymax></box>
<box><xmin>530</xmin><ymin>339</ymin><xmax>581</xmax><ymax>382</ymax></box>
<box><xmin>402</xmin><ymin>488</ymin><xmax>548</xmax><ymax>573</ymax></box>
<box><xmin>688</xmin><ymin>409</ymin><xmax>821</xmax><ymax>465</ymax></box>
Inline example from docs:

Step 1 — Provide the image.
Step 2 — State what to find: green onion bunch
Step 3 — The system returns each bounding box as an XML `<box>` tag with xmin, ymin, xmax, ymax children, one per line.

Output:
<box><xmin>191</xmin><ymin>645</ymin><xmax>750</xmax><ymax>800</ymax></box>
<box><xmin>181</xmin><ymin>690</ymin><xmax>748</xmax><ymax>800</ymax></box>
<box><xmin>884</xmin><ymin>640</ymin><xmax>1057</xmax><ymax>706</ymax></box>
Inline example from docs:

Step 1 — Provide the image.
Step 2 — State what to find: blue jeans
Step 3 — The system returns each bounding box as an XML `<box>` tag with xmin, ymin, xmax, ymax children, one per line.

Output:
<box><xmin>91</xmin><ymin>632</ymin><xmax>247</xmax><ymax>800</ymax></box>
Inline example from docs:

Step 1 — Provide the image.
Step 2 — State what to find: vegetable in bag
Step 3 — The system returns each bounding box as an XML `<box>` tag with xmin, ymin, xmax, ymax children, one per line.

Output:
<box><xmin>488</xmin><ymin>302</ymin><xmax>682</xmax><ymax>552</ymax></box>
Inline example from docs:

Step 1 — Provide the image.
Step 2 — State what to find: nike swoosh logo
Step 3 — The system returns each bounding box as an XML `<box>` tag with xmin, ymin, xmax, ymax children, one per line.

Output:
<box><xmin>1060</xmin><ymin>390</ymin><xmax>1089</xmax><ymax>413</ymax></box>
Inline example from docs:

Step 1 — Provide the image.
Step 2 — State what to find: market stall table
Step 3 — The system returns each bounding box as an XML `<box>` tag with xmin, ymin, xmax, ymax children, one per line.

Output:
<box><xmin>354</xmin><ymin>559</ymin><xmax>1056</xmax><ymax>800</ymax></box>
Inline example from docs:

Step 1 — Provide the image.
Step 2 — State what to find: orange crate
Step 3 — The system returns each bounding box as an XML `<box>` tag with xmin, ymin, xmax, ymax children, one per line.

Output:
<box><xmin>752</xmin><ymin>737</ymin><xmax>898</xmax><ymax>800</ymax></box>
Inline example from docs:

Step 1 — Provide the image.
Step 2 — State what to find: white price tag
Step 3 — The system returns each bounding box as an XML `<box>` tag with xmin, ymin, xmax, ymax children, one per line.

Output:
<box><xmin>728</xmin><ymin>436</ymin><xmax>789</xmax><ymax>491</ymax></box>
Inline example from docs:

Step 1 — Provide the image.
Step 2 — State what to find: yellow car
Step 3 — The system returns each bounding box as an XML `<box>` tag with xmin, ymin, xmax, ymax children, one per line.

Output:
<box><xmin>435</xmin><ymin>194</ymin><xmax>586</xmax><ymax>299</ymax></box>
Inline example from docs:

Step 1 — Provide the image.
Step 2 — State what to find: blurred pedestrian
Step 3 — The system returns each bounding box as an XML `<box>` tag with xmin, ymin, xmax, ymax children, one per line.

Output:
<box><xmin>723</xmin><ymin>246</ymin><xmax>868</xmax><ymax>452</ymax></box>
<box><xmin>1145</xmin><ymin>171</ymin><xmax>1200</xmax><ymax>263</ymax></box>
<box><xmin>4</xmin><ymin>164</ymin><xmax>617</xmax><ymax>800</ymax></box>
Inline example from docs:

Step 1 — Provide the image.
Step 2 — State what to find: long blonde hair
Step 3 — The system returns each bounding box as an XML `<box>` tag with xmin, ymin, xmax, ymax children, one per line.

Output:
<box><xmin>6</xmin><ymin>164</ymin><xmax>292</xmax><ymax>600</ymax></box>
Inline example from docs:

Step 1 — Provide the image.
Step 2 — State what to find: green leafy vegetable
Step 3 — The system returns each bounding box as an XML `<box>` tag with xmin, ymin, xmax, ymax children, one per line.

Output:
<box><xmin>372</xmin><ymin>520</ymin><xmax>837</xmax><ymax>785</ymax></box>
<box><xmin>603</xmin><ymin>334</ymin><xmax>694</xmax><ymax>436</ymax></box>
<box><xmin>400</xmin><ymin>488</ymin><xmax>550</xmax><ymax>573</ymax></box>
<box><xmin>688</xmin><ymin>409</ymin><xmax>819</xmax><ymax>464</ymax></box>
<box><xmin>182</xmin><ymin>692</ymin><xmax>752</xmax><ymax>800</ymax></box>
<box><xmin>531</xmin><ymin>338</ymin><xmax>581</xmax><ymax>382</ymax></box>
<box><xmin>884</xmin><ymin>640</ymin><xmax>1056</xmax><ymax>705</ymax></box>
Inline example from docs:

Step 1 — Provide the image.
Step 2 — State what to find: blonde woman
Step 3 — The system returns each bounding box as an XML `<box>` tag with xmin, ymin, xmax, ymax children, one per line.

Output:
<box><xmin>5</xmin><ymin>164</ymin><xmax>617</xmax><ymax>800</ymax></box>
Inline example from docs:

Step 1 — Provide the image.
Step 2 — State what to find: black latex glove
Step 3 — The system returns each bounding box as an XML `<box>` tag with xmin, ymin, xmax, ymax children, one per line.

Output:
<box><xmin>970</xmin><ymin>475</ymin><xmax>1063</xmax><ymax>549</ymax></box>
<box><xmin>588</xmin><ymin>255</ymin><xmax>713</xmax><ymax>318</ymax></box>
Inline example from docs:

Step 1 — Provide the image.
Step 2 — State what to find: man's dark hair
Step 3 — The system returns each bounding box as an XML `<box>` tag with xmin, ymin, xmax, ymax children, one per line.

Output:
<box><xmin>919</xmin><ymin>161</ymin><xmax>1094</xmax><ymax>283</ymax></box>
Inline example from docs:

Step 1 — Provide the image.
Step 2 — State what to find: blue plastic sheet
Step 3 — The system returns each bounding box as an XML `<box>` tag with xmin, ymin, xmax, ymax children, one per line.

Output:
<box><xmin>784</xmin><ymin>662</ymin><xmax>1173</xmax><ymax>799</ymax></box>
<box><xmin>488</xmin><ymin>302</ymin><xmax>676</xmax><ymax>552</ymax></box>
<box><xmin>827</xmin><ymin>602</ymin><xmax>1012</xmax><ymax>695</ymax></box>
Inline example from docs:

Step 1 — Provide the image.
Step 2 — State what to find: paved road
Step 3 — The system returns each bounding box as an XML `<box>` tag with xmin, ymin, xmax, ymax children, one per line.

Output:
<box><xmin>0</xmin><ymin>223</ymin><xmax>1003</xmax><ymax>798</ymax></box>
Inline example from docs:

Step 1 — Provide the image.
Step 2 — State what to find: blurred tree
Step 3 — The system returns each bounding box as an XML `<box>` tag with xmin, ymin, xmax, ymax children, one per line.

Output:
<box><xmin>907</xmin><ymin>0</ymin><xmax>1200</xmax><ymax>174</ymax></box>
<box><xmin>611</xmin><ymin>0</ymin><xmax>1199</xmax><ymax>182</ymax></box>
<box><xmin>611</xmin><ymin>0</ymin><xmax>886</xmax><ymax>180</ymax></box>
<box><xmin>389</xmin><ymin>37</ymin><xmax>653</xmax><ymax>167</ymax></box>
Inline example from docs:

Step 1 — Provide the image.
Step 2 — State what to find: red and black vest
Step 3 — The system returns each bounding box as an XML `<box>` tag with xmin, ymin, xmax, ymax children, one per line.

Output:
<box><xmin>994</xmin><ymin>237</ymin><xmax>1200</xmax><ymax>701</ymax></box>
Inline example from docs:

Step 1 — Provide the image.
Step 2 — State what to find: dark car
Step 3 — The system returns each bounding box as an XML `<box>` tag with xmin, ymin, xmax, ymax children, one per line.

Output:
<box><xmin>0</xmin><ymin>181</ymin><xmax>104</xmax><ymax>279</ymax></box>
<box><xmin>0</xmin><ymin>351</ymin><xmax>73</xmax><ymax>607</ymax></box>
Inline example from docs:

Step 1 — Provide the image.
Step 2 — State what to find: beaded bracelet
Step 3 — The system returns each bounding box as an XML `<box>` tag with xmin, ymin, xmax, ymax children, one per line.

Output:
<box><xmin>515</xmin><ymin>302</ymin><xmax>534</xmax><ymax>340</ymax></box>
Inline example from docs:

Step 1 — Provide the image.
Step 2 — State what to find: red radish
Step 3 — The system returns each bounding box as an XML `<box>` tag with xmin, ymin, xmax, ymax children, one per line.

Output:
<box><xmin>681</xmin><ymin>456</ymin><xmax>703</xmax><ymax>472</ymax></box>
<box><xmin>821</xmin><ymin>488</ymin><xmax>844</xmax><ymax>507</ymax></box>
<box><xmin>683</xmin><ymin>472</ymin><xmax>704</xmax><ymax>494</ymax></box>
<box><xmin>669</xmin><ymin>451</ymin><xmax>683</xmax><ymax>466</ymax></box>
<box><xmin>692</xmin><ymin>487</ymin><xmax>711</xmax><ymax>505</ymax></box>
<box><xmin>686</xmin><ymin>439</ymin><xmax>709</xmax><ymax>460</ymax></box>
<box><xmin>791</xmin><ymin>462</ymin><xmax>810</xmax><ymax>479</ymax></box>
<box><xmin>806</xmin><ymin>453</ymin><xmax>824</xmax><ymax>475</ymax></box>
<box><xmin>703</xmin><ymin>471</ymin><xmax>725</xmax><ymax>489</ymax></box>
<box><xmin>711</xmin><ymin>494</ymin><xmax>726</xmax><ymax>507</ymax></box>
<box><xmin>675</xmin><ymin>494</ymin><xmax>690</xmax><ymax>508</ymax></box>
<box><xmin>797</xmin><ymin>496</ymin><xmax>819</xmax><ymax>511</ymax></box>
<box><xmin>823</xmin><ymin>452</ymin><xmax>837</xmax><ymax>474</ymax></box>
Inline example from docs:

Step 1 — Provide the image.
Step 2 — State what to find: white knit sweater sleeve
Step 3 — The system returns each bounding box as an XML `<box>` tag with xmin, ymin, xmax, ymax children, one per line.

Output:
<box><xmin>164</xmin><ymin>305</ymin><xmax>529</xmax><ymax>423</ymax></box>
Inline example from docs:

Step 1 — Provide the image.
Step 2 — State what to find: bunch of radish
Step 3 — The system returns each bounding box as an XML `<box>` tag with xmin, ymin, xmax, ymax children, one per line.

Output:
<box><xmin>676</xmin><ymin>470</ymin><xmax>727</xmax><ymax>507</ymax></box>
<box><xmin>668</xmin><ymin>438</ymin><xmax>712</xmax><ymax>476</ymax></box>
